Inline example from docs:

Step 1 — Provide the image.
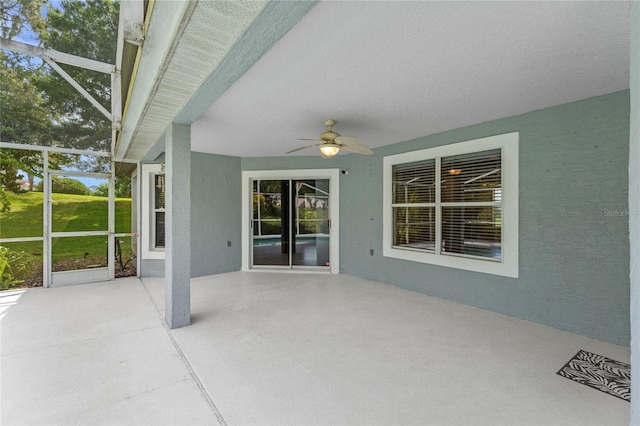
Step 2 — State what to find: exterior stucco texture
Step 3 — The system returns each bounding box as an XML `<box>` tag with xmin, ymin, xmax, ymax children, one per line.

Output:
<box><xmin>243</xmin><ymin>91</ymin><xmax>631</xmax><ymax>346</ymax></box>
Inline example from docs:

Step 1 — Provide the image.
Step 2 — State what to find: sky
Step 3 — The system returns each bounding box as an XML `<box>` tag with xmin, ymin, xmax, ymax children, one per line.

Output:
<box><xmin>12</xmin><ymin>0</ymin><xmax>59</xmax><ymax>45</ymax></box>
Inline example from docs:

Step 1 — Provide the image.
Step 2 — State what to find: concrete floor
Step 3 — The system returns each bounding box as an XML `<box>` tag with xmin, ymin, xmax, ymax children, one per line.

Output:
<box><xmin>1</xmin><ymin>272</ymin><xmax>630</xmax><ymax>425</ymax></box>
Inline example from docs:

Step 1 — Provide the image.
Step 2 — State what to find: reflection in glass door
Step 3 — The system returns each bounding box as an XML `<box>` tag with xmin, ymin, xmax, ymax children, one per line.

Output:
<box><xmin>292</xmin><ymin>180</ymin><xmax>330</xmax><ymax>267</ymax></box>
<box><xmin>251</xmin><ymin>179</ymin><xmax>330</xmax><ymax>269</ymax></box>
<box><xmin>252</xmin><ymin>179</ymin><xmax>286</xmax><ymax>266</ymax></box>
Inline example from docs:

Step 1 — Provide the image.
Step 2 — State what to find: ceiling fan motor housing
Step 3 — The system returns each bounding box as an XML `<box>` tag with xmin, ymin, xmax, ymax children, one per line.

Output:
<box><xmin>320</xmin><ymin>119</ymin><xmax>340</xmax><ymax>143</ymax></box>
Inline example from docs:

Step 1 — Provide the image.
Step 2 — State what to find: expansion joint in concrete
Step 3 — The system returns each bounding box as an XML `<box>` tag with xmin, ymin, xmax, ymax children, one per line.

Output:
<box><xmin>139</xmin><ymin>278</ymin><xmax>226</xmax><ymax>426</ymax></box>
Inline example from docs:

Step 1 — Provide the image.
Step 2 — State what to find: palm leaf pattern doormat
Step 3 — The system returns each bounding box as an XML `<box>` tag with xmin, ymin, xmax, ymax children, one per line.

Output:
<box><xmin>557</xmin><ymin>350</ymin><xmax>630</xmax><ymax>401</ymax></box>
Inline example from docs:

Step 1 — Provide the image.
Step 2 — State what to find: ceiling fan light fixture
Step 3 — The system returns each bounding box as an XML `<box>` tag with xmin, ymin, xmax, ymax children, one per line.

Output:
<box><xmin>289</xmin><ymin>120</ymin><xmax>371</xmax><ymax>157</ymax></box>
<box><xmin>319</xmin><ymin>144</ymin><xmax>340</xmax><ymax>158</ymax></box>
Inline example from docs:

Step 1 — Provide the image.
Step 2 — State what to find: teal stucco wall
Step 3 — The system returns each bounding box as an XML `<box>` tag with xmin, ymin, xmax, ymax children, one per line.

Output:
<box><xmin>242</xmin><ymin>91</ymin><xmax>631</xmax><ymax>346</ymax></box>
<box><xmin>140</xmin><ymin>152</ymin><xmax>242</xmax><ymax>278</ymax></box>
<box><xmin>191</xmin><ymin>152</ymin><xmax>242</xmax><ymax>277</ymax></box>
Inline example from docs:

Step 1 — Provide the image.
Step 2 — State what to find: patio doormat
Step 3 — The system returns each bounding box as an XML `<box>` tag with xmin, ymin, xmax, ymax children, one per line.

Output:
<box><xmin>557</xmin><ymin>349</ymin><xmax>630</xmax><ymax>401</ymax></box>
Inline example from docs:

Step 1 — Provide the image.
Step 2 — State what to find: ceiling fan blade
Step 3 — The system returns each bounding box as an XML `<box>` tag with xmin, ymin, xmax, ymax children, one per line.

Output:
<box><xmin>340</xmin><ymin>143</ymin><xmax>373</xmax><ymax>155</ymax></box>
<box><xmin>335</xmin><ymin>136</ymin><xmax>364</xmax><ymax>145</ymax></box>
<box><xmin>296</xmin><ymin>138</ymin><xmax>318</xmax><ymax>141</ymax></box>
<box><xmin>286</xmin><ymin>145</ymin><xmax>318</xmax><ymax>154</ymax></box>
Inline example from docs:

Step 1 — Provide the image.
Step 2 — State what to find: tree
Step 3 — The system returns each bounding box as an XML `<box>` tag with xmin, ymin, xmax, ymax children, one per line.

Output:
<box><xmin>35</xmin><ymin>0</ymin><xmax>119</xmax><ymax>153</ymax></box>
<box><xmin>114</xmin><ymin>174</ymin><xmax>130</xmax><ymax>198</ymax></box>
<box><xmin>35</xmin><ymin>176</ymin><xmax>90</xmax><ymax>195</ymax></box>
<box><xmin>1</xmin><ymin>0</ymin><xmax>48</xmax><ymax>210</ymax></box>
<box><xmin>0</xmin><ymin>52</ymin><xmax>51</xmax><ymax>210</ymax></box>
<box><xmin>0</xmin><ymin>0</ymin><xmax>47</xmax><ymax>39</ymax></box>
<box><xmin>92</xmin><ymin>182</ymin><xmax>108</xmax><ymax>197</ymax></box>
<box><xmin>92</xmin><ymin>175</ymin><xmax>131</xmax><ymax>198</ymax></box>
<box><xmin>1</xmin><ymin>1</ymin><xmax>120</xmax><ymax>211</ymax></box>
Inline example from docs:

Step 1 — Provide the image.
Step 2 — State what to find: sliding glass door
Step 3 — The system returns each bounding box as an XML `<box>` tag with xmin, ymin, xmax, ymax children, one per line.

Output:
<box><xmin>252</xmin><ymin>178</ymin><xmax>330</xmax><ymax>269</ymax></box>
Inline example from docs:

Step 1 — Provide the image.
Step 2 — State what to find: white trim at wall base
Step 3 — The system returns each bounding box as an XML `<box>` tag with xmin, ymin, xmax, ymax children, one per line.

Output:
<box><xmin>241</xmin><ymin>169</ymin><xmax>340</xmax><ymax>274</ymax></box>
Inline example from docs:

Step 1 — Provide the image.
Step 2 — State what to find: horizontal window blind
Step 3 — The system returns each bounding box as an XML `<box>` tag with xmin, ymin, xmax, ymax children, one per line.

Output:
<box><xmin>155</xmin><ymin>212</ymin><xmax>165</xmax><ymax>248</ymax></box>
<box><xmin>392</xmin><ymin>159</ymin><xmax>436</xmax><ymax>204</ymax></box>
<box><xmin>392</xmin><ymin>159</ymin><xmax>436</xmax><ymax>251</ymax></box>
<box><xmin>441</xmin><ymin>149</ymin><xmax>501</xmax><ymax>203</ymax></box>
<box><xmin>442</xmin><ymin>206</ymin><xmax>501</xmax><ymax>260</ymax></box>
<box><xmin>393</xmin><ymin>206</ymin><xmax>436</xmax><ymax>251</ymax></box>
<box><xmin>391</xmin><ymin>148</ymin><xmax>503</xmax><ymax>260</ymax></box>
<box><xmin>154</xmin><ymin>174</ymin><xmax>165</xmax><ymax>248</ymax></box>
<box><xmin>154</xmin><ymin>174</ymin><xmax>165</xmax><ymax>209</ymax></box>
<box><xmin>441</xmin><ymin>149</ymin><xmax>502</xmax><ymax>260</ymax></box>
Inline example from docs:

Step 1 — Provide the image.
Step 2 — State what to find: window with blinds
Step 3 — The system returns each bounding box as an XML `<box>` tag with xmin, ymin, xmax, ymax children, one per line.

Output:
<box><xmin>441</xmin><ymin>149</ymin><xmax>501</xmax><ymax>260</ymax></box>
<box><xmin>154</xmin><ymin>174</ymin><xmax>165</xmax><ymax>248</ymax></box>
<box><xmin>392</xmin><ymin>159</ymin><xmax>436</xmax><ymax>251</ymax></box>
<box><xmin>384</xmin><ymin>132</ymin><xmax>518</xmax><ymax>277</ymax></box>
<box><xmin>391</xmin><ymin>150</ymin><xmax>501</xmax><ymax>260</ymax></box>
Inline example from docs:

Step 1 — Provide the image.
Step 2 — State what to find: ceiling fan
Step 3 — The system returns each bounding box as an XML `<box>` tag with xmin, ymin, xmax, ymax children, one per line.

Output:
<box><xmin>287</xmin><ymin>119</ymin><xmax>373</xmax><ymax>158</ymax></box>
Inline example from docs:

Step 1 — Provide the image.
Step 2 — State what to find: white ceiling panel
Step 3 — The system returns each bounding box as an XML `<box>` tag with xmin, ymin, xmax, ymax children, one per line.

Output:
<box><xmin>191</xmin><ymin>1</ymin><xmax>631</xmax><ymax>157</ymax></box>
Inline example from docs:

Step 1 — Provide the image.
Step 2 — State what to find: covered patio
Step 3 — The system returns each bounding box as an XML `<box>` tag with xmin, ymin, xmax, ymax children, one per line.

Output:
<box><xmin>1</xmin><ymin>272</ymin><xmax>630</xmax><ymax>425</ymax></box>
<box><xmin>1</xmin><ymin>0</ymin><xmax>639</xmax><ymax>423</ymax></box>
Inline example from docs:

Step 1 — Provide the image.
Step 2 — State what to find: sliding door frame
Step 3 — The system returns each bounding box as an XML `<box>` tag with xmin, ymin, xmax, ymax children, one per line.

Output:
<box><xmin>242</xmin><ymin>169</ymin><xmax>340</xmax><ymax>273</ymax></box>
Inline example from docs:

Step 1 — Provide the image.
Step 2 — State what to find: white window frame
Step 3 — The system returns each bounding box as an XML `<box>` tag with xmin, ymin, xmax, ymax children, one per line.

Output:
<box><xmin>141</xmin><ymin>163</ymin><xmax>165</xmax><ymax>260</ymax></box>
<box><xmin>383</xmin><ymin>132</ymin><xmax>519</xmax><ymax>278</ymax></box>
<box><xmin>241</xmin><ymin>169</ymin><xmax>340</xmax><ymax>273</ymax></box>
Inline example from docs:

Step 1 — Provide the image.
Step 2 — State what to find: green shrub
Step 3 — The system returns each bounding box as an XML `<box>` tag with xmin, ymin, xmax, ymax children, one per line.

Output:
<box><xmin>260</xmin><ymin>220</ymin><xmax>282</xmax><ymax>235</ymax></box>
<box><xmin>93</xmin><ymin>182</ymin><xmax>109</xmax><ymax>197</ymax></box>
<box><xmin>35</xmin><ymin>177</ymin><xmax>91</xmax><ymax>195</ymax></box>
<box><xmin>0</xmin><ymin>246</ymin><xmax>35</xmax><ymax>290</ymax></box>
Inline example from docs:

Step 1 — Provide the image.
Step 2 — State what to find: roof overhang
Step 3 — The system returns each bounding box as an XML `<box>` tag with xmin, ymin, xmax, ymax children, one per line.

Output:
<box><xmin>114</xmin><ymin>0</ymin><xmax>317</xmax><ymax>161</ymax></box>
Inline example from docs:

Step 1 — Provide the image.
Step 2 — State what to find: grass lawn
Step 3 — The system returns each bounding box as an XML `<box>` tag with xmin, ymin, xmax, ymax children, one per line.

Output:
<box><xmin>1</xmin><ymin>191</ymin><xmax>133</xmax><ymax>267</ymax></box>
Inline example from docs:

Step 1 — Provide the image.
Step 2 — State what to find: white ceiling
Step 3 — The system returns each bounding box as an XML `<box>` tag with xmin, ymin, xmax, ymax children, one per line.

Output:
<box><xmin>191</xmin><ymin>1</ymin><xmax>631</xmax><ymax>157</ymax></box>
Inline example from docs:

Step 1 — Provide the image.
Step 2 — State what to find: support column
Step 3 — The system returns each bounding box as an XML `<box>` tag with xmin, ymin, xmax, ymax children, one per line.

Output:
<box><xmin>42</xmin><ymin>151</ymin><xmax>50</xmax><ymax>288</ymax></box>
<box><xmin>165</xmin><ymin>123</ymin><xmax>191</xmax><ymax>329</ymax></box>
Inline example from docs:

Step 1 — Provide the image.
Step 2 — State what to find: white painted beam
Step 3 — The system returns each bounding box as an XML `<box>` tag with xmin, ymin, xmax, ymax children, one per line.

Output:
<box><xmin>123</xmin><ymin>0</ymin><xmax>145</xmax><ymax>46</ymax></box>
<box><xmin>114</xmin><ymin>0</ymin><xmax>195</xmax><ymax>161</ymax></box>
<box><xmin>0</xmin><ymin>237</ymin><xmax>44</xmax><ymax>243</ymax></box>
<box><xmin>51</xmin><ymin>231</ymin><xmax>110</xmax><ymax>238</ymax></box>
<box><xmin>116</xmin><ymin>1</ymin><xmax>126</xmax><ymax>71</ymax></box>
<box><xmin>43</xmin><ymin>152</ymin><xmax>50</xmax><ymax>288</ymax></box>
<box><xmin>43</xmin><ymin>57</ymin><xmax>112</xmax><ymax>121</ymax></box>
<box><xmin>111</xmin><ymin>70</ymin><xmax>122</xmax><ymax>155</ymax></box>
<box><xmin>0</xmin><ymin>38</ymin><xmax>114</xmax><ymax>74</ymax></box>
<box><xmin>108</xmin><ymin>163</ymin><xmax>116</xmax><ymax>280</ymax></box>
<box><xmin>0</xmin><ymin>142</ymin><xmax>111</xmax><ymax>157</ymax></box>
<box><xmin>48</xmin><ymin>170</ymin><xmax>111</xmax><ymax>179</ymax></box>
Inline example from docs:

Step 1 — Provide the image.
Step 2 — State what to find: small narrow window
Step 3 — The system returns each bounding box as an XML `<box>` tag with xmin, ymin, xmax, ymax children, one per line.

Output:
<box><xmin>153</xmin><ymin>174</ymin><xmax>165</xmax><ymax>248</ymax></box>
<box><xmin>141</xmin><ymin>164</ymin><xmax>165</xmax><ymax>260</ymax></box>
